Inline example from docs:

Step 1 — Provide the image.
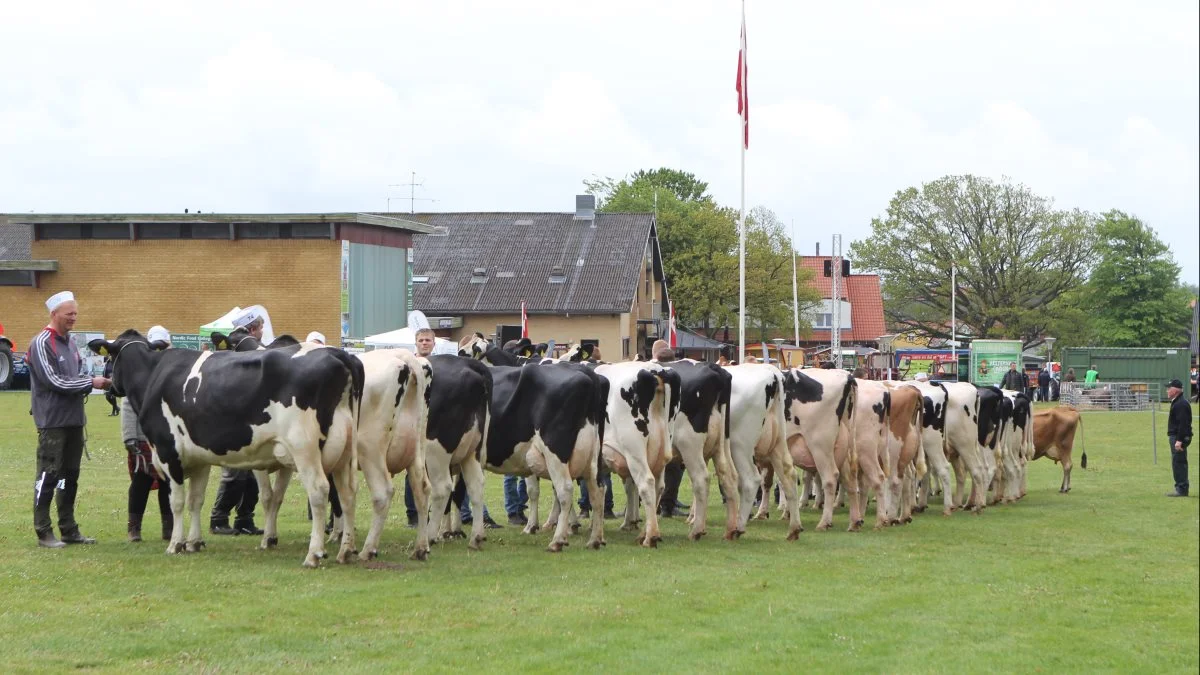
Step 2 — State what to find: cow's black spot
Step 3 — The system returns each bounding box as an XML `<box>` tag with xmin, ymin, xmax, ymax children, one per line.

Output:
<box><xmin>394</xmin><ymin>365</ymin><xmax>409</xmax><ymax>410</ymax></box>
<box><xmin>425</xmin><ymin>355</ymin><xmax>491</xmax><ymax>457</ymax></box>
<box><xmin>666</xmin><ymin>361</ymin><xmax>726</xmax><ymax>435</ymax></box>
<box><xmin>872</xmin><ymin>401</ymin><xmax>886</xmax><ymax>424</ymax></box>
<box><xmin>836</xmin><ymin>376</ymin><xmax>856</xmax><ymax>421</ymax></box>
<box><xmin>485</xmin><ymin>363</ymin><xmax>603</xmax><ymax>467</ymax></box>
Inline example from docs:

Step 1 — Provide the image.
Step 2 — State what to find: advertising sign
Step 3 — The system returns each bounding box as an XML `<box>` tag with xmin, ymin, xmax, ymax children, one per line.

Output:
<box><xmin>970</xmin><ymin>340</ymin><xmax>1024</xmax><ymax>386</ymax></box>
<box><xmin>896</xmin><ymin>349</ymin><xmax>958</xmax><ymax>379</ymax></box>
<box><xmin>170</xmin><ymin>333</ymin><xmax>205</xmax><ymax>351</ymax></box>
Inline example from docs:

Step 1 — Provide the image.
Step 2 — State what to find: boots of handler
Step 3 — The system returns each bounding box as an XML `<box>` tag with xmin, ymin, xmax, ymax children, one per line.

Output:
<box><xmin>128</xmin><ymin>513</ymin><xmax>143</xmax><ymax>543</ymax></box>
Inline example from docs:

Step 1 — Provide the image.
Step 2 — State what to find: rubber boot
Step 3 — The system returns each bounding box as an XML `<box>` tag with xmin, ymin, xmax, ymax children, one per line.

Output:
<box><xmin>210</xmin><ymin>477</ymin><xmax>242</xmax><ymax>535</ymax></box>
<box><xmin>128</xmin><ymin>513</ymin><xmax>143</xmax><ymax>542</ymax></box>
<box><xmin>37</xmin><ymin>528</ymin><xmax>66</xmax><ymax>549</ymax></box>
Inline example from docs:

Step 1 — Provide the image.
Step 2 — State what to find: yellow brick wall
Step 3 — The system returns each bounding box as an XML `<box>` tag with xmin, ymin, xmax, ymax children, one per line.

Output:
<box><xmin>1</xmin><ymin>239</ymin><xmax>340</xmax><ymax>349</ymax></box>
<box><xmin>453</xmin><ymin>313</ymin><xmax>627</xmax><ymax>360</ymax></box>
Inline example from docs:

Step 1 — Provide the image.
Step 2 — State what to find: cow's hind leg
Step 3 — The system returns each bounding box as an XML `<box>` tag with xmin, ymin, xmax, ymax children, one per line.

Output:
<box><xmin>582</xmin><ymin>460</ymin><xmax>606</xmax><ymax>549</ymax></box>
<box><xmin>460</xmin><ymin>455</ymin><xmax>489</xmax><ymax>550</ymax></box>
<box><xmin>357</xmin><ymin>450</ymin><xmax>394</xmax><ymax>561</ymax></box>
<box><xmin>623</xmin><ymin>452</ymin><xmax>662</xmax><ymax>548</ymax></box>
<box><xmin>711</xmin><ymin>433</ymin><xmax>741</xmax><ymax>540</ymax></box>
<box><xmin>677</xmin><ymin>440</ymin><xmax>710</xmax><ymax>541</ymax></box>
<box><xmin>294</xmin><ymin>461</ymin><xmax>332</xmax><ymax>568</ymax></box>
<box><xmin>332</xmin><ymin>460</ymin><xmax>357</xmax><ymax>564</ymax></box>
<box><xmin>423</xmin><ymin>450</ymin><xmax>455</xmax><ymax>546</ymax></box>
<box><xmin>165</xmin><ymin>474</ymin><xmax>188</xmax><ymax>555</ymax></box>
<box><xmin>184</xmin><ymin>466</ymin><xmax>211</xmax><ymax>553</ymax></box>
<box><xmin>538</xmin><ymin>447</ymin><xmax>577</xmax><ymax>552</ymax></box>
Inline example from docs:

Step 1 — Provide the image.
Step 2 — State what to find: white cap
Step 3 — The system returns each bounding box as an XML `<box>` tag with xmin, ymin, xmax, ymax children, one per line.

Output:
<box><xmin>45</xmin><ymin>291</ymin><xmax>75</xmax><ymax>312</ymax></box>
<box><xmin>147</xmin><ymin>325</ymin><xmax>171</xmax><ymax>344</ymax></box>
<box><xmin>914</xmin><ymin>372</ymin><xmax>929</xmax><ymax>382</ymax></box>
<box><xmin>231</xmin><ymin>307</ymin><xmax>262</xmax><ymax>328</ymax></box>
<box><xmin>305</xmin><ymin>331</ymin><xmax>326</xmax><ymax>345</ymax></box>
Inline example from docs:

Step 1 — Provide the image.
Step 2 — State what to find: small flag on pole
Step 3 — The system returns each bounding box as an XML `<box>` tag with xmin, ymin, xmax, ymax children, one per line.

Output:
<box><xmin>668</xmin><ymin>300</ymin><xmax>678</xmax><ymax>349</ymax></box>
<box><xmin>736</xmin><ymin>6</ymin><xmax>749</xmax><ymax>149</ymax></box>
<box><xmin>520</xmin><ymin>301</ymin><xmax>529</xmax><ymax>339</ymax></box>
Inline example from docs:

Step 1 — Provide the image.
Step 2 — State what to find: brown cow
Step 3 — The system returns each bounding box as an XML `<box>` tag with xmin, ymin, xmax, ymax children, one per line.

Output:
<box><xmin>883</xmin><ymin>383</ymin><xmax>926</xmax><ymax>524</ymax></box>
<box><xmin>1032</xmin><ymin>407</ymin><xmax>1088</xmax><ymax>493</ymax></box>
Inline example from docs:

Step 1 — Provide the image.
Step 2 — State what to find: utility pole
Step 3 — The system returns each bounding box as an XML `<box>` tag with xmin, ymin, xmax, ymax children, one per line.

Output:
<box><xmin>831</xmin><ymin>233</ymin><xmax>842</xmax><ymax>369</ymax></box>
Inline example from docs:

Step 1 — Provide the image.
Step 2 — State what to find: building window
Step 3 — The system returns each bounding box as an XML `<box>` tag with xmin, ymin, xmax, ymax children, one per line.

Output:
<box><xmin>289</xmin><ymin>223</ymin><xmax>332</xmax><ymax>239</ymax></box>
<box><xmin>191</xmin><ymin>223</ymin><xmax>230</xmax><ymax>239</ymax></box>
<box><xmin>138</xmin><ymin>224</ymin><xmax>182</xmax><ymax>239</ymax></box>
<box><xmin>37</xmin><ymin>224</ymin><xmax>82</xmax><ymax>239</ymax></box>
<box><xmin>0</xmin><ymin>270</ymin><xmax>34</xmax><ymax>286</ymax></box>
<box><xmin>237</xmin><ymin>223</ymin><xmax>279</xmax><ymax>239</ymax></box>
<box><xmin>814</xmin><ymin>313</ymin><xmax>832</xmax><ymax>328</ymax></box>
<box><xmin>91</xmin><ymin>224</ymin><xmax>130</xmax><ymax>239</ymax></box>
<box><xmin>622</xmin><ymin>337</ymin><xmax>630</xmax><ymax>360</ymax></box>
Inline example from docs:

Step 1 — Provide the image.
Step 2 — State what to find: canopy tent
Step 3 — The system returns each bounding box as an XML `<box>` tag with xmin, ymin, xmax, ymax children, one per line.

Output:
<box><xmin>363</xmin><ymin>327</ymin><xmax>458</xmax><ymax>355</ymax></box>
<box><xmin>200</xmin><ymin>305</ymin><xmax>277</xmax><ymax>345</ymax></box>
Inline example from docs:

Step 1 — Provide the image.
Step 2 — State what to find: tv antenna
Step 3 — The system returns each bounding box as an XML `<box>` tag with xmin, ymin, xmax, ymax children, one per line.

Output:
<box><xmin>387</xmin><ymin>171</ymin><xmax>438</xmax><ymax>214</ymax></box>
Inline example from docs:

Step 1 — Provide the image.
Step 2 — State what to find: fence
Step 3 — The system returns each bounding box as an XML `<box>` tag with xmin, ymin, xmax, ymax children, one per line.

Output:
<box><xmin>1059</xmin><ymin>381</ymin><xmax>1166</xmax><ymax>464</ymax></box>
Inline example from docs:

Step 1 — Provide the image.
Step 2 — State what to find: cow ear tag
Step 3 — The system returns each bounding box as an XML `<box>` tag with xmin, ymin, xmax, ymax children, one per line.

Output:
<box><xmin>218</xmin><ymin>339</ymin><xmax>228</xmax><ymax>350</ymax></box>
<box><xmin>98</xmin><ymin>345</ymin><xmax>109</xmax><ymax>357</ymax></box>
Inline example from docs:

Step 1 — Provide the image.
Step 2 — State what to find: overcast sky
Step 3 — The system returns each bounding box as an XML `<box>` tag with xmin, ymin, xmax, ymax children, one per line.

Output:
<box><xmin>2</xmin><ymin>1</ymin><xmax>1197</xmax><ymax>282</ymax></box>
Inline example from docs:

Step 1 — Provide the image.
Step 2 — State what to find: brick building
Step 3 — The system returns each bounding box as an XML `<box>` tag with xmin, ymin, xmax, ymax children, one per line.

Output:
<box><xmin>0</xmin><ymin>213</ymin><xmax>431</xmax><ymax>350</ymax></box>
<box><xmin>796</xmin><ymin>255</ymin><xmax>886</xmax><ymax>348</ymax></box>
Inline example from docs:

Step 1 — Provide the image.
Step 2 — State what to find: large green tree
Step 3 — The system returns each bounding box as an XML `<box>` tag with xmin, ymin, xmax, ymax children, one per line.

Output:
<box><xmin>1085</xmin><ymin>210</ymin><xmax>1192</xmax><ymax>347</ymax></box>
<box><xmin>585</xmin><ymin>169</ymin><xmax>817</xmax><ymax>339</ymax></box>
<box><xmin>850</xmin><ymin>175</ymin><xmax>1096</xmax><ymax>347</ymax></box>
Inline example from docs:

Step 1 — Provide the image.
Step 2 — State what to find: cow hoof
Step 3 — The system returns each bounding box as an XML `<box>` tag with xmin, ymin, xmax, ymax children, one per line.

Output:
<box><xmin>468</xmin><ymin>536</ymin><xmax>484</xmax><ymax>551</ymax></box>
<box><xmin>522</xmin><ymin>525</ymin><xmax>540</xmax><ymax>535</ymax></box>
<box><xmin>410</xmin><ymin>547</ymin><xmax>429</xmax><ymax>562</ymax></box>
<box><xmin>786</xmin><ymin>528</ymin><xmax>801</xmax><ymax>541</ymax></box>
<box><xmin>546</xmin><ymin>541</ymin><xmax>565</xmax><ymax>553</ymax></box>
<box><xmin>619</xmin><ymin>523</ymin><xmax>638</xmax><ymax>533</ymax></box>
<box><xmin>586</xmin><ymin>538</ymin><xmax>605</xmax><ymax>550</ymax></box>
<box><xmin>186</xmin><ymin>540</ymin><xmax>206</xmax><ymax>553</ymax></box>
<box><xmin>735</xmin><ymin>529</ymin><xmax>746</xmax><ymax>539</ymax></box>
<box><xmin>315</xmin><ymin>550</ymin><xmax>328</xmax><ymax>560</ymax></box>
<box><xmin>303</xmin><ymin>557</ymin><xmax>320</xmax><ymax>569</ymax></box>
<box><xmin>262</xmin><ymin>536</ymin><xmax>279</xmax><ymax>550</ymax></box>
<box><xmin>167</xmin><ymin>542</ymin><xmax>185</xmax><ymax>555</ymax></box>
<box><xmin>360</xmin><ymin>549</ymin><xmax>379</xmax><ymax>561</ymax></box>
<box><xmin>816</xmin><ymin>523</ymin><xmax>832</xmax><ymax>532</ymax></box>
<box><xmin>688</xmin><ymin>530</ymin><xmax>707</xmax><ymax>541</ymax></box>
<box><xmin>753</xmin><ymin>512</ymin><xmax>769</xmax><ymax>520</ymax></box>
<box><xmin>904</xmin><ymin>516</ymin><xmax>913</xmax><ymax>524</ymax></box>
<box><xmin>446</xmin><ymin>530</ymin><xmax>466</xmax><ymax>539</ymax></box>
<box><xmin>336</xmin><ymin>550</ymin><xmax>351</xmax><ymax>565</ymax></box>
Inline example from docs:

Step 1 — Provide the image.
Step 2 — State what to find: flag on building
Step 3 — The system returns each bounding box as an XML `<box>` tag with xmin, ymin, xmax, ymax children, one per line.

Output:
<box><xmin>668</xmin><ymin>300</ymin><xmax>678</xmax><ymax>349</ymax></box>
<box><xmin>520</xmin><ymin>301</ymin><xmax>529</xmax><ymax>339</ymax></box>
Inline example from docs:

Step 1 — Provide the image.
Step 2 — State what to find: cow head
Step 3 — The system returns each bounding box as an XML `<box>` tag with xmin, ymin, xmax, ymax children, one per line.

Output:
<box><xmin>533</xmin><ymin>342</ymin><xmax>550</xmax><ymax>358</ymax></box>
<box><xmin>563</xmin><ymin>343</ymin><xmax>595</xmax><ymax>363</ymax></box>
<box><xmin>88</xmin><ymin>329</ymin><xmax>165</xmax><ymax>401</ymax></box>
<box><xmin>458</xmin><ymin>335</ymin><xmax>490</xmax><ymax>360</ymax></box>
<box><xmin>506</xmin><ymin>338</ymin><xmax>535</xmax><ymax>358</ymax></box>
<box><xmin>268</xmin><ymin>334</ymin><xmax>301</xmax><ymax>349</ymax></box>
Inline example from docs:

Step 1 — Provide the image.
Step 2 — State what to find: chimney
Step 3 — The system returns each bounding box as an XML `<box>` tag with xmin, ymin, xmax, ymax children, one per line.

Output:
<box><xmin>816</xmin><ymin>242</ymin><xmax>820</xmax><ymax>256</ymax></box>
<box><xmin>574</xmin><ymin>194</ymin><xmax>596</xmax><ymax>222</ymax></box>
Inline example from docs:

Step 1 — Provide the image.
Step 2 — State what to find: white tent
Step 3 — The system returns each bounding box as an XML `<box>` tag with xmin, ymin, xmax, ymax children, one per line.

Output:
<box><xmin>200</xmin><ymin>305</ymin><xmax>277</xmax><ymax>345</ymax></box>
<box><xmin>363</xmin><ymin>327</ymin><xmax>457</xmax><ymax>355</ymax></box>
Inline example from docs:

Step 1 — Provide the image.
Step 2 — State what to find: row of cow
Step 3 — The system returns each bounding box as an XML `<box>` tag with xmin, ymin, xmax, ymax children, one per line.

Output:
<box><xmin>89</xmin><ymin>331</ymin><xmax>1085</xmax><ymax>568</ymax></box>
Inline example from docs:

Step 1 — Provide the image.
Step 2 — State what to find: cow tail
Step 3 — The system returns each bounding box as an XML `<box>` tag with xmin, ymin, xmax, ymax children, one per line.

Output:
<box><xmin>912</xmin><ymin>398</ymin><xmax>927</xmax><ymax>478</ymax></box>
<box><xmin>1077</xmin><ymin>413</ymin><xmax>1087</xmax><ymax>469</ymax></box>
<box><xmin>880</xmin><ymin>391</ymin><xmax>892</xmax><ymax>479</ymax></box>
<box><xmin>844</xmin><ymin>377</ymin><xmax>859</xmax><ymax>485</ymax></box>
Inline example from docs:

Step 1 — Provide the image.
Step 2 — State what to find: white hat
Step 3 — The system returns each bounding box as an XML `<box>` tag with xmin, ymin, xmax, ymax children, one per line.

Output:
<box><xmin>305</xmin><ymin>331</ymin><xmax>326</xmax><ymax>345</ymax></box>
<box><xmin>45</xmin><ymin>291</ymin><xmax>75</xmax><ymax>312</ymax></box>
<box><xmin>147</xmin><ymin>325</ymin><xmax>171</xmax><ymax>344</ymax></box>
<box><xmin>914</xmin><ymin>372</ymin><xmax>929</xmax><ymax>382</ymax></box>
<box><xmin>231</xmin><ymin>307</ymin><xmax>262</xmax><ymax>328</ymax></box>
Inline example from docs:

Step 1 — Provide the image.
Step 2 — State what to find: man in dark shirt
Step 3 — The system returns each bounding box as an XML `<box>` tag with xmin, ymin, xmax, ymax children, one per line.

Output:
<box><xmin>28</xmin><ymin>291</ymin><xmax>112</xmax><ymax>548</ymax></box>
<box><xmin>1001</xmin><ymin>363</ymin><xmax>1024</xmax><ymax>391</ymax></box>
<box><xmin>1038</xmin><ymin>367</ymin><xmax>1052</xmax><ymax>402</ymax></box>
<box><xmin>1165</xmin><ymin>379</ymin><xmax>1192</xmax><ymax>497</ymax></box>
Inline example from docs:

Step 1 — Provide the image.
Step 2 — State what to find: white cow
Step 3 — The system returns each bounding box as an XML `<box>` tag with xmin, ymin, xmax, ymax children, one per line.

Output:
<box><xmin>942</xmin><ymin>382</ymin><xmax>991</xmax><ymax>513</ymax></box>
<box><xmin>778</xmin><ymin>368</ymin><xmax>858</xmax><ymax>532</ymax></box>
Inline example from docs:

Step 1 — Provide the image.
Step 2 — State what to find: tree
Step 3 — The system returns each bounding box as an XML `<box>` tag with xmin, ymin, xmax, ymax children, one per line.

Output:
<box><xmin>849</xmin><ymin>175</ymin><xmax>1097</xmax><ymax>347</ymax></box>
<box><xmin>1085</xmin><ymin>210</ymin><xmax>1192</xmax><ymax>347</ymax></box>
<box><xmin>585</xmin><ymin>170</ymin><xmax>817</xmax><ymax>339</ymax></box>
<box><xmin>744</xmin><ymin>206</ymin><xmax>820</xmax><ymax>342</ymax></box>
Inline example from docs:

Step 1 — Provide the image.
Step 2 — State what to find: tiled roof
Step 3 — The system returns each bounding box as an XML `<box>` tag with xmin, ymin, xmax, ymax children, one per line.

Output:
<box><xmin>404</xmin><ymin>212</ymin><xmax>656</xmax><ymax>314</ymax></box>
<box><xmin>0</xmin><ymin>224</ymin><xmax>31</xmax><ymax>260</ymax></box>
<box><xmin>799</xmin><ymin>256</ymin><xmax>886</xmax><ymax>343</ymax></box>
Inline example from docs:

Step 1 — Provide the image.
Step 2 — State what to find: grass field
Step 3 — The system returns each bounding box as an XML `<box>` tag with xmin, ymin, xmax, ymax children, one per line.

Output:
<box><xmin>0</xmin><ymin>393</ymin><xmax>1196</xmax><ymax>673</ymax></box>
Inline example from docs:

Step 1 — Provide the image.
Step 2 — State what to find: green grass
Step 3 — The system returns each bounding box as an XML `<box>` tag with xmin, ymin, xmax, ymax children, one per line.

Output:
<box><xmin>0</xmin><ymin>394</ymin><xmax>1196</xmax><ymax>673</ymax></box>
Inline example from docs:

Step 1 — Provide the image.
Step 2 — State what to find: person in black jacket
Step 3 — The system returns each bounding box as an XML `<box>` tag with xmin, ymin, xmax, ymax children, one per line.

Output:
<box><xmin>1038</xmin><ymin>367</ymin><xmax>1052</xmax><ymax>402</ymax></box>
<box><xmin>1165</xmin><ymin>378</ymin><xmax>1192</xmax><ymax>497</ymax></box>
<box><xmin>1001</xmin><ymin>363</ymin><xmax>1024</xmax><ymax>391</ymax></box>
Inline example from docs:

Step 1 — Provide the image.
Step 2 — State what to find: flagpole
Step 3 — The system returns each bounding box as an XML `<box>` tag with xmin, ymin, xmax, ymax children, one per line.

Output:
<box><xmin>737</xmin><ymin>0</ymin><xmax>747</xmax><ymax>364</ymax></box>
<box><xmin>791</xmin><ymin>218</ymin><xmax>799</xmax><ymax>349</ymax></box>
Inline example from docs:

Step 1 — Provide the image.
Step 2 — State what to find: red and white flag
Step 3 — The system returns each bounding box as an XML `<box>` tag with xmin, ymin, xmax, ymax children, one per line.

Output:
<box><xmin>668</xmin><ymin>300</ymin><xmax>678</xmax><ymax>349</ymax></box>
<box><xmin>736</xmin><ymin>5</ymin><xmax>748</xmax><ymax>149</ymax></box>
<box><xmin>520</xmin><ymin>301</ymin><xmax>529</xmax><ymax>339</ymax></box>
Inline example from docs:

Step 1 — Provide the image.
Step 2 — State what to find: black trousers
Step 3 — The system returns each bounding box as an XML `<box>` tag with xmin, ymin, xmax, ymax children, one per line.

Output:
<box><xmin>33</xmin><ymin>427</ymin><xmax>85</xmax><ymax>534</ymax></box>
<box><xmin>1169</xmin><ymin>436</ymin><xmax>1189</xmax><ymax>495</ymax></box>
<box><xmin>210</xmin><ymin>467</ymin><xmax>259</xmax><ymax>524</ymax></box>
<box><xmin>129</xmin><ymin>471</ymin><xmax>173</xmax><ymax>526</ymax></box>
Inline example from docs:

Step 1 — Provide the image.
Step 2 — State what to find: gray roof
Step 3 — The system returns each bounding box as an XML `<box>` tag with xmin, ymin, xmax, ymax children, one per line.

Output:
<box><xmin>0</xmin><ymin>224</ymin><xmax>31</xmax><ymax>260</ymax></box>
<box><xmin>0</xmin><ymin>212</ymin><xmax>436</xmax><ymax>233</ymax></box>
<box><xmin>404</xmin><ymin>212</ymin><xmax>658</xmax><ymax>314</ymax></box>
<box><xmin>676</xmin><ymin>329</ymin><xmax>727</xmax><ymax>349</ymax></box>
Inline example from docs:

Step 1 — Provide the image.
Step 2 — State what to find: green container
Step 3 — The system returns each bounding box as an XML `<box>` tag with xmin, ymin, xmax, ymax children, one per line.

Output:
<box><xmin>969</xmin><ymin>339</ymin><xmax>1023</xmax><ymax>386</ymax></box>
<box><xmin>1061</xmin><ymin>347</ymin><xmax>1190</xmax><ymax>400</ymax></box>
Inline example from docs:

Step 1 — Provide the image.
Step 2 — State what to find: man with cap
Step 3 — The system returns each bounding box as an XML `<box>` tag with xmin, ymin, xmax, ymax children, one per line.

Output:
<box><xmin>121</xmin><ymin>326</ymin><xmax>175</xmax><ymax>542</ymax></box>
<box><xmin>28</xmin><ymin>291</ymin><xmax>111</xmax><ymax>548</ymax></box>
<box><xmin>209</xmin><ymin>307</ymin><xmax>267</xmax><ymax>536</ymax></box>
<box><xmin>1165</xmin><ymin>378</ymin><xmax>1192</xmax><ymax>497</ymax></box>
<box><xmin>305</xmin><ymin>331</ymin><xmax>326</xmax><ymax>346</ymax></box>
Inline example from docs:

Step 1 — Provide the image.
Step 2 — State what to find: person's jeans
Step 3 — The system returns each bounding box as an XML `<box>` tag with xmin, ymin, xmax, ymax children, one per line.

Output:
<box><xmin>504</xmin><ymin>474</ymin><xmax>528</xmax><ymax>516</ymax></box>
<box><xmin>1169</xmin><ymin>436</ymin><xmax>1190</xmax><ymax>495</ymax></box>
<box><xmin>578</xmin><ymin>473</ymin><xmax>614</xmax><ymax>513</ymax></box>
<box><xmin>1039</xmin><ymin>385</ymin><xmax>1049</xmax><ymax>401</ymax></box>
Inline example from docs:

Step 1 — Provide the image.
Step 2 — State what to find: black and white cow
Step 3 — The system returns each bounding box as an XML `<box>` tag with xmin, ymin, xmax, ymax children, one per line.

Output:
<box><xmin>594</xmin><ymin>361</ymin><xmax>681</xmax><ymax>547</ymax></box>
<box><xmin>904</xmin><ymin>381</ymin><xmax>955</xmax><ymax>516</ymax></box>
<box><xmin>941</xmin><ymin>382</ymin><xmax>990</xmax><ymax>513</ymax></box>
<box><xmin>90</xmin><ymin>329</ymin><xmax>364</xmax><ymax>568</ymax></box>
<box><xmin>726</xmin><ymin>364</ymin><xmax>804</xmax><ymax>540</ymax></box>
<box><xmin>660</xmin><ymin>359</ymin><xmax>739</xmax><ymax>541</ymax></box>
<box><xmin>777</xmin><ymin>367</ymin><xmax>857</xmax><ymax>532</ymax></box>
<box><xmin>992</xmin><ymin>389</ymin><xmax>1032</xmax><ymax>504</ymax></box>
<box><xmin>420</xmin><ymin>355</ymin><xmax>492</xmax><ymax>548</ymax></box>
<box><xmin>484</xmin><ymin>363</ymin><xmax>608</xmax><ymax>551</ymax></box>
<box><xmin>352</xmin><ymin>348</ymin><xmax>434</xmax><ymax>560</ymax></box>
